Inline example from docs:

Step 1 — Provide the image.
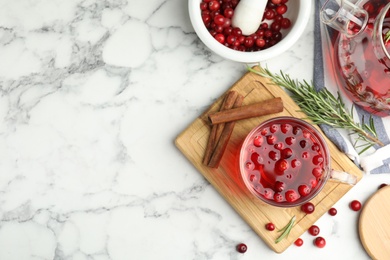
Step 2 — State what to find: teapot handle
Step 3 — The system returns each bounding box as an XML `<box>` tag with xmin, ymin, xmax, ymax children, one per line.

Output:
<box><xmin>329</xmin><ymin>169</ymin><xmax>358</xmax><ymax>185</ymax></box>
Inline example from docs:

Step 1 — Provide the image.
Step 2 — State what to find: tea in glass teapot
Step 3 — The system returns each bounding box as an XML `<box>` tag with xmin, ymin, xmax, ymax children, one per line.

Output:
<box><xmin>321</xmin><ymin>0</ymin><xmax>390</xmax><ymax>116</ymax></box>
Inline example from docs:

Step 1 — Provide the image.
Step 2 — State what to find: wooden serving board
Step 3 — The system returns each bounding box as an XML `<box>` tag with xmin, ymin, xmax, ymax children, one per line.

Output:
<box><xmin>175</xmin><ymin>67</ymin><xmax>363</xmax><ymax>253</ymax></box>
<box><xmin>359</xmin><ymin>185</ymin><xmax>390</xmax><ymax>259</ymax></box>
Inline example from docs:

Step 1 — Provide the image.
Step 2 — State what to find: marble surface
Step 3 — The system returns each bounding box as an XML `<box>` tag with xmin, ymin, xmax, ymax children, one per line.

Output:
<box><xmin>0</xmin><ymin>0</ymin><xmax>389</xmax><ymax>259</ymax></box>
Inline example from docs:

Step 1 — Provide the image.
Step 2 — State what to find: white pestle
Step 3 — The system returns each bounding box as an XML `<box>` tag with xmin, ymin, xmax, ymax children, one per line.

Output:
<box><xmin>231</xmin><ymin>0</ymin><xmax>268</xmax><ymax>36</ymax></box>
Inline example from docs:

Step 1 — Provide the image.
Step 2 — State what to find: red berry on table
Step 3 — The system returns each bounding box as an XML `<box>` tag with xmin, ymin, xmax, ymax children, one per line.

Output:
<box><xmin>308</xmin><ymin>225</ymin><xmax>320</xmax><ymax>236</ymax></box>
<box><xmin>301</xmin><ymin>202</ymin><xmax>315</xmax><ymax>214</ymax></box>
<box><xmin>314</xmin><ymin>237</ymin><xmax>326</xmax><ymax>248</ymax></box>
<box><xmin>236</xmin><ymin>243</ymin><xmax>247</xmax><ymax>253</ymax></box>
<box><xmin>294</xmin><ymin>238</ymin><xmax>303</xmax><ymax>247</ymax></box>
<box><xmin>328</xmin><ymin>207</ymin><xmax>337</xmax><ymax>216</ymax></box>
<box><xmin>265</xmin><ymin>222</ymin><xmax>275</xmax><ymax>231</ymax></box>
<box><xmin>350</xmin><ymin>200</ymin><xmax>362</xmax><ymax>211</ymax></box>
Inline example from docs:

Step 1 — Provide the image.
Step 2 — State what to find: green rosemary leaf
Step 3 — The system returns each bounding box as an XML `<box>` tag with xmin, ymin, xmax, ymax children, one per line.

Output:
<box><xmin>275</xmin><ymin>216</ymin><xmax>296</xmax><ymax>244</ymax></box>
<box><xmin>248</xmin><ymin>65</ymin><xmax>384</xmax><ymax>150</ymax></box>
<box><xmin>385</xmin><ymin>30</ymin><xmax>390</xmax><ymax>44</ymax></box>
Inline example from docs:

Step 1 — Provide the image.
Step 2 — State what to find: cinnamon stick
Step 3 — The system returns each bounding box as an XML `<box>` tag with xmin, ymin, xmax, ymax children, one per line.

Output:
<box><xmin>208</xmin><ymin>94</ymin><xmax>244</xmax><ymax>168</ymax></box>
<box><xmin>208</xmin><ymin>97</ymin><xmax>283</xmax><ymax>125</ymax></box>
<box><xmin>202</xmin><ymin>91</ymin><xmax>238</xmax><ymax>165</ymax></box>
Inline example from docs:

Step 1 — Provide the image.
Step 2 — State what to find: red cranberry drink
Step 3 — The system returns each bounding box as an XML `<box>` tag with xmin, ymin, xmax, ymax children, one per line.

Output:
<box><xmin>239</xmin><ymin>117</ymin><xmax>331</xmax><ymax>207</ymax></box>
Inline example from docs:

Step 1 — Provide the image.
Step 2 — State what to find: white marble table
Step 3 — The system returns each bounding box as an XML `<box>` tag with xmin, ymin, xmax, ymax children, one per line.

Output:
<box><xmin>0</xmin><ymin>0</ymin><xmax>389</xmax><ymax>259</ymax></box>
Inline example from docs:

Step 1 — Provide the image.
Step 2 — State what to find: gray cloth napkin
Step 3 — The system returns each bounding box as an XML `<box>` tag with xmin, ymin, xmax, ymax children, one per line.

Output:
<box><xmin>313</xmin><ymin>0</ymin><xmax>390</xmax><ymax>174</ymax></box>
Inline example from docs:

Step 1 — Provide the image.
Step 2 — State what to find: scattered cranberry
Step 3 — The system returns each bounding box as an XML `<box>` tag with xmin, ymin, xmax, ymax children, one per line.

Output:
<box><xmin>200</xmin><ymin>0</ymin><xmax>292</xmax><ymax>52</ymax></box>
<box><xmin>265</xmin><ymin>222</ymin><xmax>275</xmax><ymax>231</ymax></box>
<box><xmin>314</xmin><ymin>237</ymin><xmax>326</xmax><ymax>248</ymax></box>
<box><xmin>350</xmin><ymin>200</ymin><xmax>362</xmax><ymax>211</ymax></box>
<box><xmin>294</xmin><ymin>238</ymin><xmax>303</xmax><ymax>247</ymax></box>
<box><xmin>308</xmin><ymin>225</ymin><xmax>320</xmax><ymax>236</ymax></box>
<box><xmin>328</xmin><ymin>207</ymin><xmax>337</xmax><ymax>216</ymax></box>
<box><xmin>236</xmin><ymin>243</ymin><xmax>247</xmax><ymax>253</ymax></box>
<box><xmin>301</xmin><ymin>202</ymin><xmax>315</xmax><ymax>214</ymax></box>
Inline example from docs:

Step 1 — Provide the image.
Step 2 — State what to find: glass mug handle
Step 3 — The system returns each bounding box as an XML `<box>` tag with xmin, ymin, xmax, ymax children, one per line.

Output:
<box><xmin>330</xmin><ymin>169</ymin><xmax>358</xmax><ymax>185</ymax></box>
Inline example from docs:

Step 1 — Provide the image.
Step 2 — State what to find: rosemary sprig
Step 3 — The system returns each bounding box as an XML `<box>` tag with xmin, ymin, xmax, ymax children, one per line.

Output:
<box><xmin>248</xmin><ymin>66</ymin><xmax>384</xmax><ymax>153</ymax></box>
<box><xmin>275</xmin><ymin>216</ymin><xmax>296</xmax><ymax>244</ymax></box>
<box><xmin>385</xmin><ymin>30</ymin><xmax>390</xmax><ymax>44</ymax></box>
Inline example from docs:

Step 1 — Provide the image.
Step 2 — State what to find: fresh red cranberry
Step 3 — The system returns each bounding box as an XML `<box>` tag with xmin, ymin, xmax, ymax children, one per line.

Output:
<box><xmin>223</xmin><ymin>7</ymin><xmax>234</xmax><ymax>18</ymax></box>
<box><xmin>275</xmin><ymin>159</ymin><xmax>288</xmax><ymax>173</ymax></box>
<box><xmin>274</xmin><ymin>181</ymin><xmax>285</xmax><ymax>192</ymax></box>
<box><xmin>298</xmin><ymin>184</ymin><xmax>311</xmax><ymax>197</ymax></box>
<box><xmin>208</xmin><ymin>0</ymin><xmax>220</xmax><ymax>11</ymax></box>
<box><xmin>214</xmin><ymin>33</ymin><xmax>225</xmax><ymax>44</ymax></box>
<box><xmin>285</xmin><ymin>136</ymin><xmax>295</xmax><ymax>145</ymax></box>
<box><xmin>269</xmin><ymin>150</ymin><xmax>280</xmax><ymax>161</ymax></box>
<box><xmin>291</xmin><ymin>159</ymin><xmax>301</xmax><ymax>168</ymax></box>
<box><xmin>350</xmin><ymin>200</ymin><xmax>362</xmax><ymax>211</ymax></box>
<box><xmin>285</xmin><ymin>190</ymin><xmax>299</xmax><ymax>202</ymax></box>
<box><xmin>253</xmin><ymin>135</ymin><xmax>263</xmax><ymax>147</ymax></box>
<box><xmin>314</xmin><ymin>237</ymin><xmax>326</xmax><ymax>248</ymax></box>
<box><xmin>265</xmin><ymin>9</ymin><xmax>276</xmax><ymax>20</ymax></box>
<box><xmin>328</xmin><ymin>207</ymin><xmax>337</xmax><ymax>216</ymax></box>
<box><xmin>267</xmin><ymin>135</ymin><xmax>276</xmax><ymax>145</ymax></box>
<box><xmin>301</xmin><ymin>202</ymin><xmax>315</xmax><ymax>214</ymax></box>
<box><xmin>299</xmin><ymin>140</ymin><xmax>307</xmax><ymax>148</ymax></box>
<box><xmin>236</xmin><ymin>243</ymin><xmax>247</xmax><ymax>253</ymax></box>
<box><xmin>312</xmin><ymin>155</ymin><xmax>324</xmax><ymax>165</ymax></box>
<box><xmin>274</xmin><ymin>193</ymin><xmax>284</xmax><ymax>203</ymax></box>
<box><xmin>312</xmin><ymin>167</ymin><xmax>323</xmax><ymax>178</ymax></box>
<box><xmin>274</xmin><ymin>142</ymin><xmax>283</xmax><ymax>150</ymax></box>
<box><xmin>281</xmin><ymin>123</ymin><xmax>291</xmax><ymax>133</ymax></box>
<box><xmin>255</xmin><ymin>38</ymin><xmax>265</xmax><ymax>48</ymax></box>
<box><xmin>281</xmin><ymin>148</ymin><xmax>293</xmax><ymax>159</ymax></box>
<box><xmin>280</xmin><ymin>18</ymin><xmax>291</xmax><ymax>29</ymax></box>
<box><xmin>276</xmin><ymin>4</ymin><xmax>287</xmax><ymax>14</ymax></box>
<box><xmin>294</xmin><ymin>238</ymin><xmax>303</xmax><ymax>247</ymax></box>
<box><xmin>308</xmin><ymin>225</ymin><xmax>320</xmax><ymax>236</ymax></box>
<box><xmin>265</xmin><ymin>222</ymin><xmax>275</xmax><ymax>231</ymax></box>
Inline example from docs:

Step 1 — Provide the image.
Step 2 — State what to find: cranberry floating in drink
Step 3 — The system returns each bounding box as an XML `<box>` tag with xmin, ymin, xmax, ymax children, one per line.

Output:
<box><xmin>239</xmin><ymin>117</ymin><xmax>357</xmax><ymax>207</ymax></box>
<box><xmin>320</xmin><ymin>0</ymin><xmax>390</xmax><ymax>116</ymax></box>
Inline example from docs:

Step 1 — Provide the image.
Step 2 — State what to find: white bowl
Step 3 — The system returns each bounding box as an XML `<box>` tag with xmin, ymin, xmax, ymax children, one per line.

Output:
<box><xmin>188</xmin><ymin>0</ymin><xmax>312</xmax><ymax>63</ymax></box>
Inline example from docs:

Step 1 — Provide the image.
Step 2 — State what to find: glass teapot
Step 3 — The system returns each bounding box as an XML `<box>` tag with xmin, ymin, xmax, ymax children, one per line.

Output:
<box><xmin>321</xmin><ymin>0</ymin><xmax>390</xmax><ymax>116</ymax></box>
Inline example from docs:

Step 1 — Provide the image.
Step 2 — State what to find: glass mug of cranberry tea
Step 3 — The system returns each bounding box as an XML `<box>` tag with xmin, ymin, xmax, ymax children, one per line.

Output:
<box><xmin>239</xmin><ymin>117</ymin><xmax>357</xmax><ymax>207</ymax></box>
